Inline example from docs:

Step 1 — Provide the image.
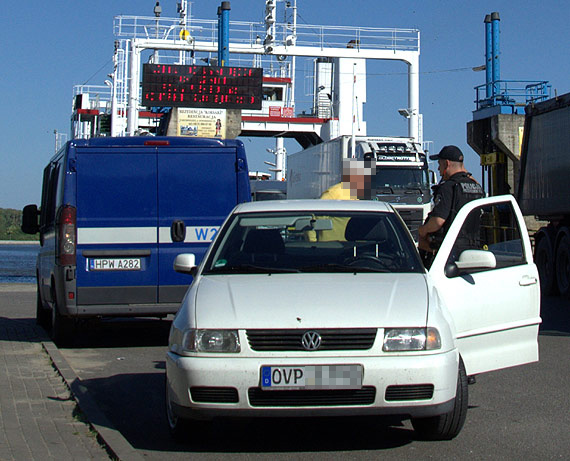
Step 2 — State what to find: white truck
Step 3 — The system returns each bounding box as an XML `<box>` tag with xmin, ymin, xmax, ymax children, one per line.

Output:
<box><xmin>287</xmin><ymin>135</ymin><xmax>433</xmax><ymax>240</ymax></box>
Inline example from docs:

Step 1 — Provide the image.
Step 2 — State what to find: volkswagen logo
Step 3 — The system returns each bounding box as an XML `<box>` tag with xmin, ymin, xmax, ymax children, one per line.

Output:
<box><xmin>301</xmin><ymin>331</ymin><xmax>322</xmax><ymax>351</ymax></box>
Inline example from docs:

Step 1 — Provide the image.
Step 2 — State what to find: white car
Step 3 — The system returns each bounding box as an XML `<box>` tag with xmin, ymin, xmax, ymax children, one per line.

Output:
<box><xmin>166</xmin><ymin>196</ymin><xmax>541</xmax><ymax>441</ymax></box>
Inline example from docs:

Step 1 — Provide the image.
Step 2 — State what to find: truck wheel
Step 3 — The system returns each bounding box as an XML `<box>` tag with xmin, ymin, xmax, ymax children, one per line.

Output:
<box><xmin>555</xmin><ymin>231</ymin><xmax>570</xmax><ymax>298</ymax></box>
<box><xmin>411</xmin><ymin>358</ymin><xmax>468</xmax><ymax>440</ymax></box>
<box><xmin>36</xmin><ymin>285</ymin><xmax>50</xmax><ymax>328</ymax></box>
<box><xmin>535</xmin><ymin>236</ymin><xmax>556</xmax><ymax>296</ymax></box>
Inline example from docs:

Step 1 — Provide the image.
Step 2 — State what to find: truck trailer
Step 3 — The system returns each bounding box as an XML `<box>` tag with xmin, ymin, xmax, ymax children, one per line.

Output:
<box><xmin>517</xmin><ymin>92</ymin><xmax>570</xmax><ymax>297</ymax></box>
<box><xmin>286</xmin><ymin>135</ymin><xmax>433</xmax><ymax>240</ymax></box>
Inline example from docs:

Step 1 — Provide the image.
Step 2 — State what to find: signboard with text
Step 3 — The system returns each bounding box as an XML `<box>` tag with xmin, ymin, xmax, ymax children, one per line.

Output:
<box><xmin>142</xmin><ymin>64</ymin><xmax>263</xmax><ymax>109</ymax></box>
<box><xmin>177</xmin><ymin>108</ymin><xmax>227</xmax><ymax>138</ymax></box>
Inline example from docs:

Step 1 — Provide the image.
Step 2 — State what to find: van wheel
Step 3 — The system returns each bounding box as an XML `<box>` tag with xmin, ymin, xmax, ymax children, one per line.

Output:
<box><xmin>36</xmin><ymin>285</ymin><xmax>50</xmax><ymax>328</ymax></box>
<box><xmin>50</xmin><ymin>298</ymin><xmax>74</xmax><ymax>347</ymax></box>
<box><xmin>411</xmin><ymin>358</ymin><xmax>468</xmax><ymax>440</ymax></box>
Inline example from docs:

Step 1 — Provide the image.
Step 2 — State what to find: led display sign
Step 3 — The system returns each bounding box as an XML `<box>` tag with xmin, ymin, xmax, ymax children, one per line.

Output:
<box><xmin>142</xmin><ymin>64</ymin><xmax>263</xmax><ymax>109</ymax></box>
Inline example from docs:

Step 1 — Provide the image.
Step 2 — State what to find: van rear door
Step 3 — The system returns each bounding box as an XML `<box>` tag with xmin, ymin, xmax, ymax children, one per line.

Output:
<box><xmin>157</xmin><ymin>144</ymin><xmax>239</xmax><ymax>302</ymax></box>
<box><xmin>75</xmin><ymin>146</ymin><xmax>159</xmax><ymax>306</ymax></box>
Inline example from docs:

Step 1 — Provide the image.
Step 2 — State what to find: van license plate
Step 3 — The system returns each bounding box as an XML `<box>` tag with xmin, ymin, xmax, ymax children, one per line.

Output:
<box><xmin>261</xmin><ymin>365</ymin><xmax>362</xmax><ymax>390</ymax></box>
<box><xmin>89</xmin><ymin>258</ymin><xmax>141</xmax><ymax>271</ymax></box>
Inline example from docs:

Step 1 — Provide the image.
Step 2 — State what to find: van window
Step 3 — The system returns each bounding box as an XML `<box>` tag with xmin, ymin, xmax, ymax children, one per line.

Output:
<box><xmin>40</xmin><ymin>162</ymin><xmax>61</xmax><ymax>229</ymax></box>
<box><xmin>39</xmin><ymin>165</ymin><xmax>51</xmax><ymax>229</ymax></box>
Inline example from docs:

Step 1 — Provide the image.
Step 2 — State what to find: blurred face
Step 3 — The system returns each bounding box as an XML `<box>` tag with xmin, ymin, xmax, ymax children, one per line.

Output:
<box><xmin>343</xmin><ymin>160</ymin><xmax>375</xmax><ymax>199</ymax></box>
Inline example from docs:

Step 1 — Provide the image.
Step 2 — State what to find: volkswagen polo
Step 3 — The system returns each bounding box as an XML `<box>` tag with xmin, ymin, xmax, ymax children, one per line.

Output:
<box><xmin>166</xmin><ymin>197</ymin><xmax>540</xmax><ymax>441</ymax></box>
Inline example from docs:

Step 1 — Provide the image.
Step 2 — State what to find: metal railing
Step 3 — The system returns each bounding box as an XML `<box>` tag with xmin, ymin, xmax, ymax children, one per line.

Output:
<box><xmin>474</xmin><ymin>80</ymin><xmax>551</xmax><ymax>111</ymax></box>
<box><xmin>113</xmin><ymin>15</ymin><xmax>419</xmax><ymax>53</ymax></box>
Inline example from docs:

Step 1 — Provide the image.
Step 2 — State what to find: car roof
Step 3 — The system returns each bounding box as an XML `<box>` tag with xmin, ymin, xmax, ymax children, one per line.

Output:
<box><xmin>233</xmin><ymin>199</ymin><xmax>394</xmax><ymax>214</ymax></box>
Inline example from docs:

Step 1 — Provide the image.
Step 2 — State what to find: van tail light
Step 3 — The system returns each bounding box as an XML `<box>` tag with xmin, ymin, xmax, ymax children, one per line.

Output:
<box><xmin>59</xmin><ymin>206</ymin><xmax>76</xmax><ymax>266</ymax></box>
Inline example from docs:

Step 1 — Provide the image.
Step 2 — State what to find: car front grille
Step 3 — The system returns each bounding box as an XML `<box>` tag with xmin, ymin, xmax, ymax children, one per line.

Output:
<box><xmin>191</xmin><ymin>387</ymin><xmax>239</xmax><ymax>403</ymax></box>
<box><xmin>385</xmin><ymin>384</ymin><xmax>434</xmax><ymax>401</ymax></box>
<box><xmin>246</xmin><ymin>328</ymin><xmax>377</xmax><ymax>351</ymax></box>
<box><xmin>248</xmin><ymin>386</ymin><xmax>376</xmax><ymax>407</ymax></box>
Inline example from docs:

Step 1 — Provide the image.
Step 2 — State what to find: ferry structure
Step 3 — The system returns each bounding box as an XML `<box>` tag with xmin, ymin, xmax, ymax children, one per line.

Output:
<box><xmin>70</xmin><ymin>0</ymin><xmax>422</xmax><ymax>180</ymax></box>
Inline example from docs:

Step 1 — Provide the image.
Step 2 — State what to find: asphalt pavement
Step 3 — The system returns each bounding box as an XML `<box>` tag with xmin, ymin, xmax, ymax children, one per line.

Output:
<box><xmin>1</xmin><ymin>283</ymin><xmax>569</xmax><ymax>460</ymax></box>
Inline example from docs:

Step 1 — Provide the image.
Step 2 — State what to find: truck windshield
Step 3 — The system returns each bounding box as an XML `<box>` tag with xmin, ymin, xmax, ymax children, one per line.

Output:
<box><xmin>372</xmin><ymin>168</ymin><xmax>429</xmax><ymax>192</ymax></box>
<box><xmin>203</xmin><ymin>211</ymin><xmax>423</xmax><ymax>275</ymax></box>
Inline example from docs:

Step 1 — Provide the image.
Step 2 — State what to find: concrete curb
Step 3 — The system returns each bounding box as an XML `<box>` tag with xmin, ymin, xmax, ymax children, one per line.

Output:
<box><xmin>42</xmin><ymin>341</ymin><xmax>144</xmax><ymax>461</ymax></box>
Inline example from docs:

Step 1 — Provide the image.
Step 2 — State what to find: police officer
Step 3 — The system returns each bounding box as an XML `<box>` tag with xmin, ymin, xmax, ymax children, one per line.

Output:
<box><xmin>418</xmin><ymin>145</ymin><xmax>484</xmax><ymax>261</ymax></box>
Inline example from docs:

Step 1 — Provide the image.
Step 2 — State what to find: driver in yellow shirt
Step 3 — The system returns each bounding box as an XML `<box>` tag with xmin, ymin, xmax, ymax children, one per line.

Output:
<box><xmin>309</xmin><ymin>159</ymin><xmax>375</xmax><ymax>241</ymax></box>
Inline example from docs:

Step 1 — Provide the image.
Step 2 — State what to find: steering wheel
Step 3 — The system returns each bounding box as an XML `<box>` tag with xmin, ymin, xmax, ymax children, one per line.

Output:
<box><xmin>343</xmin><ymin>255</ymin><xmax>388</xmax><ymax>269</ymax></box>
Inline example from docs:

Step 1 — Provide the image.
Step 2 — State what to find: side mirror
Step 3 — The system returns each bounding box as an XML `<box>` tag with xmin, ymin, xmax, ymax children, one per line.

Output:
<box><xmin>445</xmin><ymin>250</ymin><xmax>496</xmax><ymax>277</ymax></box>
<box><xmin>21</xmin><ymin>204</ymin><xmax>39</xmax><ymax>234</ymax></box>
<box><xmin>173</xmin><ymin>253</ymin><xmax>197</xmax><ymax>276</ymax></box>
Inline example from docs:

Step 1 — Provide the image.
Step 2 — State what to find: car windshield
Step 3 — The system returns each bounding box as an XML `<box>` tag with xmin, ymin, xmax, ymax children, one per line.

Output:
<box><xmin>372</xmin><ymin>168</ymin><xmax>430</xmax><ymax>192</ymax></box>
<box><xmin>203</xmin><ymin>211</ymin><xmax>423</xmax><ymax>274</ymax></box>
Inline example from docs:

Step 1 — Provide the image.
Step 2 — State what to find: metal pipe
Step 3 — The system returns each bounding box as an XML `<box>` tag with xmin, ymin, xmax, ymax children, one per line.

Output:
<box><xmin>491</xmin><ymin>12</ymin><xmax>500</xmax><ymax>98</ymax></box>
<box><xmin>127</xmin><ymin>41</ymin><xmax>141</xmax><ymax>136</ymax></box>
<box><xmin>408</xmin><ymin>53</ymin><xmax>420</xmax><ymax>142</ymax></box>
<box><xmin>220</xmin><ymin>2</ymin><xmax>231</xmax><ymax>66</ymax></box>
<box><xmin>484</xmin><ymin>14</ymin><xmax>492</xmax><ymax>99</ymax></box>
<box><xmin>217</xmin><ymin>6</ymin><xmax>222</xmax><ymax>64</ymax></box>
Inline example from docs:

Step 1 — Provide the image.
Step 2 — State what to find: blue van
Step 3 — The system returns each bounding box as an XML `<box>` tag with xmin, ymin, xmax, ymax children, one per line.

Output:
<box><xmin>22</xmin><ymin>136</ymin><xmax>250</xmax><ymax>344</ymax></box>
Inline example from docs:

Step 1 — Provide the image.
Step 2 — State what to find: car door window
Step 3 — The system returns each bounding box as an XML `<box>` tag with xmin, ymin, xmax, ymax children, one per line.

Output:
<box><xmin>447</xmin><ymin>201</ymin><xmax>525</xmax><ymax>272</ymax></box>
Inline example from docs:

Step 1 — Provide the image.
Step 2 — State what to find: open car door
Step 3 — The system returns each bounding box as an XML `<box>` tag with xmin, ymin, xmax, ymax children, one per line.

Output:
<box><xmin>428</xmin><ymin>195</ymin><xmax>541</xmax><ymax>376</ymax></box>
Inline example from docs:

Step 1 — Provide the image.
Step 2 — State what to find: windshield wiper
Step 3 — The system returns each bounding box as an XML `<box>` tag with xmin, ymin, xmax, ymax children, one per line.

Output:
<box><xmin>206</xmin><ymin>264</ymin><xmax>300</xmax><ymax>274</ymax></box>
<box><xmin>301</xmin><ymin>263</ymin><xmax>389</xmax><ymax>273</ymax></box>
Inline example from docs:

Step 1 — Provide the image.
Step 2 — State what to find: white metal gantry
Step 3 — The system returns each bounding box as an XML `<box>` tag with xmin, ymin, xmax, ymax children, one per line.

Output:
<box><xmin>109</xmin><ymin>1</ymin><xmax>420</xmax><ymax>140</ymax></box>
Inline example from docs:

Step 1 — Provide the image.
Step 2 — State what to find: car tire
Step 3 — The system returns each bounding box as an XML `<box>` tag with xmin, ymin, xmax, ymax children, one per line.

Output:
<box><xmin>36</xmin><ymin>284</ymin><xmax>50</xmax><ymax>328</ymax></box>
<box><xmin>411</xmin><ymin>357</ymin><xmax>468</xmax><ymax>440</ymax></box>
<box><xmin>165</xmin><ymin>377</ymin><xmax>199</xmax><ymax>442</ymax></box>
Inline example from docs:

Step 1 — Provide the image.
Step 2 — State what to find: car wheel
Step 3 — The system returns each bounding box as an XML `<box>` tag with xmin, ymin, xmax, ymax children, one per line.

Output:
<box><xmin>165</xmin><ymin>377</ymin><xmax>196</xmax><ymax>442</ymax></box>
<box><xmin>36</xmin><ymin>284</ymin><xmax>50</xmax><ymax>328</ymax></box>
<box><xmin>411</xmin><ymin>357</ymin><xmax>468</xmax><ymax>440</ymax></box>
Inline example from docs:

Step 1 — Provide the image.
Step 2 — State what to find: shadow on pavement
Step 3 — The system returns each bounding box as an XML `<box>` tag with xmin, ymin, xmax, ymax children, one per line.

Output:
<box><xmin>0</xmin><ymin>316</ymin><xmax>49</xmax><ymax>343</ymax></box>
<box><xmin>77</xmin><ymin>368</ymin><xmax>416</xmax><ymax>454</ymax></box>
<box><xmin>58</xmin><ymin>317</ymin><xmax>173</xmax><ymax>349</ymax></box>
<box><xmin>539</xmin><ymin>295</ymin><xmax>570</xmax><ymax>336</ymax></box>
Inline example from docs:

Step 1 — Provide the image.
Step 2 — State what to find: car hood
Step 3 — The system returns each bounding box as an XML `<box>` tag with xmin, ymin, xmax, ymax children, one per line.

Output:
<box><xmin>192</xmin><ymin>273</ymin><xmax>429</xmax><ymax>329</ymax></box>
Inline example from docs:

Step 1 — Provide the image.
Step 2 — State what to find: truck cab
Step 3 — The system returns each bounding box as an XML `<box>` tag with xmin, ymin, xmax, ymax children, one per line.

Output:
<box><xmin>356</xmin><ymin>137</ymin><xmax>433</xmax><ymax>240</ymax></box>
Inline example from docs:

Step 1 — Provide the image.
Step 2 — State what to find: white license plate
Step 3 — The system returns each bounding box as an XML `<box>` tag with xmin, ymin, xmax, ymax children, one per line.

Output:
<box><xmin>88</xmin><ymin>258</ymin><xmax>141</xmax><ymax>271</ymax></box>
<box><xmin>261</xmin><ymin>365</ymin><xmax>362</xmax><ymax>390</ymax></box>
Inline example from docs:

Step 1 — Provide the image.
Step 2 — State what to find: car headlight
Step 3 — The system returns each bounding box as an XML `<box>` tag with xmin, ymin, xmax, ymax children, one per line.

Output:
<box><xmin>383</xmin><ymin>327</ymin><xmax>441</xmax><ymax>351</ymax></box>
<box><xmin>175</xmin><ymin>329</ymin><xmax>241</xmax><ymax>353</ymax></box>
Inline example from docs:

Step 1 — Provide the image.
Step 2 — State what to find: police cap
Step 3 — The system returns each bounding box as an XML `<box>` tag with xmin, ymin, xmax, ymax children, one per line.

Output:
<box><xmin>429</xmin><ymin>145</ymin><xmax>464</xmax><ymax>162</ymax></box>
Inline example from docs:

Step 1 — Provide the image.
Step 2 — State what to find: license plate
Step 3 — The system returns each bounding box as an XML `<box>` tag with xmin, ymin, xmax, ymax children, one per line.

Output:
<box><xmin>88</xmin><ymin>258</ymin><xmax>141</xmax><ymax>271</ymax></box>
<box><xmin>261</xmin><ymin>365</ymin><xmax>362</xmax><ymax>390</ymax></box>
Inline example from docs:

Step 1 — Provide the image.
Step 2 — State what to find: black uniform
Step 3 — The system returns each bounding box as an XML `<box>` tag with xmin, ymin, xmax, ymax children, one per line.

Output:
<box><xmin>428</xmin><ymin>171</ymin><xmax>485</xmax><ymax>251</ymax></box>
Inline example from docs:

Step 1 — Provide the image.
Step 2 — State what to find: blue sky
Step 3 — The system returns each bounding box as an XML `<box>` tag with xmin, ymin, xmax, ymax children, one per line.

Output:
<box><xmin>1</xmin><ymin>1</ymin><xmax>569</xmax><ymax>209</ymax></box>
